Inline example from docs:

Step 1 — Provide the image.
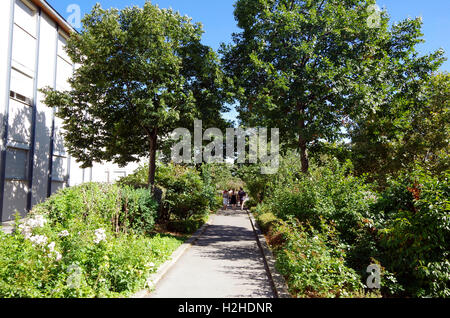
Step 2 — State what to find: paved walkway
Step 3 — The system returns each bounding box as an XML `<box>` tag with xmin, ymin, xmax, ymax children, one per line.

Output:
<box><xmin>150</xmin><ymin>209</ymin><xmax>275</xmax><ymax>298</ymax></box>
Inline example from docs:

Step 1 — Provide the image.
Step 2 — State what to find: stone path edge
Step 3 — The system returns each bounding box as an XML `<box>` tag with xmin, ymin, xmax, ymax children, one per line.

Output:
<box><xmin>247</xmin><ymin>211</ymin><xmax>291</xmax><ymax>298</ymax></box>
<box><xmin>131</xmin><ymin>214</ymin><xmax>216</xmax><ymax>298</ymax></box>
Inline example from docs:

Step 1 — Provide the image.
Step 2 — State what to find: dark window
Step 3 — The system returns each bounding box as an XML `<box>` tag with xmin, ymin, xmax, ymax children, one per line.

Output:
<box><xmin>5</xmin><ymin>147</ymin><xmax>28</xmax><ymax>180</ymax></box>
<box><xmin>10</xmin><ymin>90</ymin><xmax>32</xmax><ymax>106</ymax></box>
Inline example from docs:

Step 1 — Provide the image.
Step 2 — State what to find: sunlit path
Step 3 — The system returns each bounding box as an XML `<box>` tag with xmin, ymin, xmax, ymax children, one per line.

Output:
<box><xmin>150</xmin><ymin>209</ymin><xmax>275</xmax><ymax>298</ymax></box>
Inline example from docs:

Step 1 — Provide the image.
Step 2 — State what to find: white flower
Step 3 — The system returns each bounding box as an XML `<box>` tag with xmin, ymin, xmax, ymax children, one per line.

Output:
<box><xmin>58</xmin><ymin>230</ymin><xmax>70</xmax><ymax>238</ymax></box>
<box><xmin>47</xmin><ymin>250</ymin><xmax>63</xmax><ymax>261</ymax></box>
<box><xmin>47</xmin><ymin>242</ymin><xmax>56</xmax><ymax>253</ymax></box>
<box><xmin>29</xmin><ymin>235</ymin><xmax>48</xmax><ymax>247</ymax></box>
<box><xmin>25</xmin><ymin>215</ymin><xmax>47</xmax><ymax>229</ymax></box>
<box><xmin>18</xmin><ymin>224</ymin><xmax>33</xmax><ymax>239</ymax></box>
<box><xmin>93</xmin><ymin>228</ymin><xmax>107</xmax><ymax>244</ymax></box>
<box><xmin>147</xmin><ymin>262</ymin><xmax>155</xmax><ymax>268</ymax></box>
<box><xmin>33</xmin><ymin>215</ymin><xmax>47</xmax><ymax>228</ymax></box>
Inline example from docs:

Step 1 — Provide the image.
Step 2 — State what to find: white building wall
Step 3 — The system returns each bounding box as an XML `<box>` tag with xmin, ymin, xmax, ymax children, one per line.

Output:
<box><xmin>2</xmin><ymin>0</ymin><xmax>38</xmax><ymax>220</ymax></box>
<box><xmin>69</xmin><ymin>161</ymin><xmax>142</xmax><ymax>187</ymax></box>
<box><xmin>31</xmin><ymin>10</ymin><xmax>57</xmax><ymax>207</ymax></box>
<box><xmin>0</xmin><ymin>0</ymin><xmax>14</xmax><ymax>205</ymax></box>
<box><xmin>1</xmin><ymin>0</ymin><xmax>141</xmax><ymax>222</ymax></box>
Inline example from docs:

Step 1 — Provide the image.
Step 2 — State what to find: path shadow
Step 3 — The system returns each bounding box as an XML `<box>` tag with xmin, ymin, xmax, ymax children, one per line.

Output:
<box><xmin>189</xmin><ymin>210</ymin><xmax>275</xmax><ymax>297</ymax></box>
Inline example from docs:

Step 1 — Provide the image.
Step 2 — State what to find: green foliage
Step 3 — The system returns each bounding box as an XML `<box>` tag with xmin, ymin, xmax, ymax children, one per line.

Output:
<box><xmin>121</xmin><ymin>187</ymin><xmax>159</xmax><ymax>235</ymax></box>
<box><xmin>118</xmin><ymin>164</ymin><xmax>150</xmax><ymax>189</ymax></box>
<box><xmin>244</xmin><ymin>198</ymin><xmax>258</xmax><ymax>210</ymax></box>
<box><xmin>256</xmin><ymin>212</ymin><xmax>278</xmax><ymax>234</ymax></box>
<box><xmin>41</xmin><ymin>183</ymin><xmax>158</xmax><ymax>235</ymax></box>
<box><xmin>0</xmin><ymin>184</ymin><xmax>183</xmax><ymax>298</ymax></box>
<box><xmin>271</xmin><ymin>157</ymin><xmax>376</xmax><ymax>244</ymax></box>
<box><xmin>0</xmin><ymin>230</ymin><xmax>62</xmax><ymax>298</ymax></box>
<box><xmin>351</xmin><ymin>72</ymin><xmax>450</xmax><ymax>186</ymax></box>
<box><xmin>376</xmin><ymin>168</ymin><xmax>450</xmax><ymax>297</ymax></box>
<box><xmin>237</xmin><ymin>164</ymin><xmax>272</xmax><ymax>202</ymax></box>
<box><xmin>243</xmin><ymin>152</ymin><xmax>449</xmax><ymax>298</ymax></box>
<box><xmin>41</xmin><ymin>1</ymin><xmax>229</xmax><ymax>186</ymax></box>
<box><xmin>167</xmin><ymin>215</ymin><xmax>208</xmax><ymax>235</ymax></box>
<box><xmin>200</xmin><ymin>164</ymin><xmax>223</xmax><ymax>212</ymax></box>
<box><xmin>119</xmin><ymin>163</ymin><xmax>220</xmax><ymax>225</ymax></box>
<box><xmin>156</xmin><ymin>164</ymin><xmax>209</xmax><ymax>221</ymax></box>
<box><xmin>274</xmin><ymin>219</ymin><xmax>364</xmax><ymax>298</ymax></box>
<box><xmin>223</xmin><ymin>0</ymin><xmax>445</xmax><ymax>172</ymax></box>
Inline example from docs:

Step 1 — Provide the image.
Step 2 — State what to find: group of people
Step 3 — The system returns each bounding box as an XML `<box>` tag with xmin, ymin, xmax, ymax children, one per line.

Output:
<box><xmin>222</xmin><ymin>188</ymin><xmax>247</xmax><ymax>210</ymax></box>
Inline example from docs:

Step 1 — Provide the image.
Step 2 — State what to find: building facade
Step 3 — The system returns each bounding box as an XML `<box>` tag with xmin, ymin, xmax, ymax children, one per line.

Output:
<box><xmin>0</xmin><ymin>0</ymin><xmax>140</xmax><ymax>222</ymax></box>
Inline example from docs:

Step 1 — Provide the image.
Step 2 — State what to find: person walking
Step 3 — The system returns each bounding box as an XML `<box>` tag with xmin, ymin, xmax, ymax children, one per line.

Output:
<box><xmin>238</xmin><ymin>188</ymin><xmax>247</xmax><ymax>210</ymax></box>
<box><xmin>222</xmin><ymin>190</ymin><xmax>229</xmax><ymax>210</ymax></box>
<box><xmin>230</xmin><ymin>190</ymin><xmax>237</xmax><ymax>210</ymax></box>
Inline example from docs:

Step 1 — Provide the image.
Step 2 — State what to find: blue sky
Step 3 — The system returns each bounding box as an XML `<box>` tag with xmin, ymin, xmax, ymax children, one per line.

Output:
<box><xmin>47</xmin><ymin>0</ymin><xmax>450</xmax><ymax>123</ymax></box>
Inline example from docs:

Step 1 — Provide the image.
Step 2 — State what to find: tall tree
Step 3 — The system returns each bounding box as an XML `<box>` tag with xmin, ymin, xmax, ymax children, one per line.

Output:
<box><xmin>42</xmin><ymin>2</ymin><xmax>228</xmax><ymax>188</ymax></box>
<box><xmin>350</xmin><ymin>72</ymin><xmax>450</xmax><ymax>184</ymax></box>
<box><xmin>222</xmin><ymin>0</ymin><xmax>445</xmax><ymax>173</ymax></box>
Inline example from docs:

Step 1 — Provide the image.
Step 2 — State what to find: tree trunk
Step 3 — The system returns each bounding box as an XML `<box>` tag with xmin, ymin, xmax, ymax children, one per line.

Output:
<box><xmin>148</xmin><ymin>129</ymin><xmax>158</xmax><ymax>190</ymax></box>
<box><xmin>299</xmin><ymin>134</ymin><xmax>309</xmax><ymax>174</ymax></box>
<box><xmin>298</xmin><ymin>106</ymin><xmax>309</xmax><ymax>173</ymax></box>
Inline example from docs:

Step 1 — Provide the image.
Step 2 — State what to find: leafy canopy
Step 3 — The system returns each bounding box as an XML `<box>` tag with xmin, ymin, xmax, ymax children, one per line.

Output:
<box><xmin>222</xmin><ymin>0</ymin><xmax>445</xmax><ymax>172</ymax></box>
<box><xmin>42</xmin><ymin>2</ymin><xmax>229</xmax><ymax>185</ymax></box>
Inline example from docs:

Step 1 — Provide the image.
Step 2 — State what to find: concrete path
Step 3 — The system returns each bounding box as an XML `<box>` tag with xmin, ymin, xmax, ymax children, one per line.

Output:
<box><xmin>150</xmin><ymin>209</ymin><xmax>275</xmax><ymax>298</ymax></box>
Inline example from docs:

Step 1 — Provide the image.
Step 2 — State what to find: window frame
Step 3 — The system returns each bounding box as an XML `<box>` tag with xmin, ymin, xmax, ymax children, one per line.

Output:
<box><xmin>4</xmin><ymin>145</ymin><xmax>29</xmax><ymax>182</ymax></box>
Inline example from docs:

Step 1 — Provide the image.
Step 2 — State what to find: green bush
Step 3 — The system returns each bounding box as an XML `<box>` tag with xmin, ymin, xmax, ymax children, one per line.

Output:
<box><xmin>40</xmin><ymin>183</ymin><xmax>158</xmax><ymax>235</ymax></box>
<box><xmin>245</xmin><ymin>198</ymin><xmax>258</xmax><ymax>210</ymax></box>
<box><xmin>376</xmin><ymin>169</ymin><xmax>450</xmax><ymax>297</ymax></box>
<box><xmin>271</xmin><ymin>158</ymin><xmax>376</xmax><ymax>244</ymax></box>
<box><xmin>0</xmin><ymin>184</ymin><xmax>182</xmax><ymax>298</ymax></box>
<box><xmin>119</xmin><ymin>164</ymin><xmax>218</xmax><ymax>224</ymax></box>
<box><xmin>120</xmin><ymin>187</ymin><xmax>158</xmax><ymax>235</ymax></box>
<box><xmin>254</xmin><ymin>205</ymin><xmax>278</xmax><ymax>233</ymax></box>
<box><xmin>156</xmin><ymin>164</ymin><xmax>210</xmax><ymax>222</ymax></box>
<box><xmin>200</xmin><ymin>164</ymin><xmax>223</xmax><ymax>212</ymax></box>
<box><xmin>257</xmin><ymin>213</ymin><xmax>277</xmax><ymax>234</ymax></box>
<box><xmin>274</xmin><ymin>219</ymin><xmax>364</xmax><ymax>298</ymax></box>
<box><xmin>245</xmin><ymin>152</ymin><xmax>450</xmax><ymax>298</ymax></box>
<box><xmin>167</xmin><ymin>216</ymin><xmax>207</xmax><ymax>234</ymax></box>
<box><xmin>117</xmin><ymin>165</ymin><xmax>149</xmax><ymax>189</ymax></box>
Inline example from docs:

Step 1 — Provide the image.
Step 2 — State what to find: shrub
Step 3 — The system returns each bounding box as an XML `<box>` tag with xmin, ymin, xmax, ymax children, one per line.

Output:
<box><xmin>256</xmin><ymin>213</ymin><xmax>278</xmax><ymax>234</ymax></box>
<box><xmin>40</xmin><ymin>183</ymin><xmax>158</xmax><ymax>235</ymax></box>
<box><xmin>167</xmin><ymin>216</ymin><xmax>207</xmax><ymax>234</ymax></box>
<box><xmin>245</xmin><ymin>198</ymin><xmax>258</xmax><ymax>210</ymax></box>
<box><xmin>200</xmin><ymin>164</ymin><xmax>223</xmax><ymax>212</ymax></box>
<box><xmin>0</xmin><ymin>185</ymin><xmax>182</xmax><ymax>298</ymax></box>
<box><xmin>376</xmin><ymin>168</ymin><xmax>450</xmax><ymax>297</ymax></box>
<box><xmin>271</xmin><ymin>158</ymin><xmax>376</xmax><ymax>244</ymax></box>
<box><xmin>120</xmin><ymin>187</ymin><xmax>158</xmax><ymax>235</ymax></box>
<box><xmin>237</xmin><ymin>165</ymin><xmax>271</xmax><ymax>202</ymax></box>
<box><xmin>0</xmin><ymin>229</ymin><xmax>64</xmax><ymax>298</ymax></box>
<box><xmin>156</xmin><ymin>164</ymin><xmax>209</xmax><ymax>222</ymax></box>
<box><xmin>119</xmin><ymin>164</ymin><xmax>217</xmax><ymax>223</ymax></box>
<box><xmin>117</xmin><ymin>164</ymin><xmax>149</xmax><ymax>189</ymax></box>
<box><xmin>254</xmin><ymin>205</ymin><xmax>277</xmax><ymax>234</ymax></box>
<box><xmin>274</xmin><ymin>219</ymin><xmax>364</xmax><ymax>298</ymax></box>
<box><xmin>241</xmin><ymin>151</ymin><xmax>449</xmax><ymax>298</ymax></box>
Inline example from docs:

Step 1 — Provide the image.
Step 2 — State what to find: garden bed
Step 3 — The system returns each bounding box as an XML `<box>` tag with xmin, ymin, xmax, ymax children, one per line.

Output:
<box><xmin>0</xmin><ymin>183</ymin><xmax>186</xmax><ymax>298</ymax></box>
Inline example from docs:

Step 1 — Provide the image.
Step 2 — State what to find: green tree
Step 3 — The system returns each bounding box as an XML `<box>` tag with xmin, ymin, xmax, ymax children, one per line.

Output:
<box><xmin>42</xmin><ymin>2</ymin><xmax>228</xmax><ymax>188</ymax></box>
<box><xmin>222</xmin><ymin>0</ymin><xmax>445</xmax><ymax>173</ymax></box>
<box><xmin>351</xmin><ymin>72</ymin><xmax>450</xmax><ymax>184</ymax></box>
